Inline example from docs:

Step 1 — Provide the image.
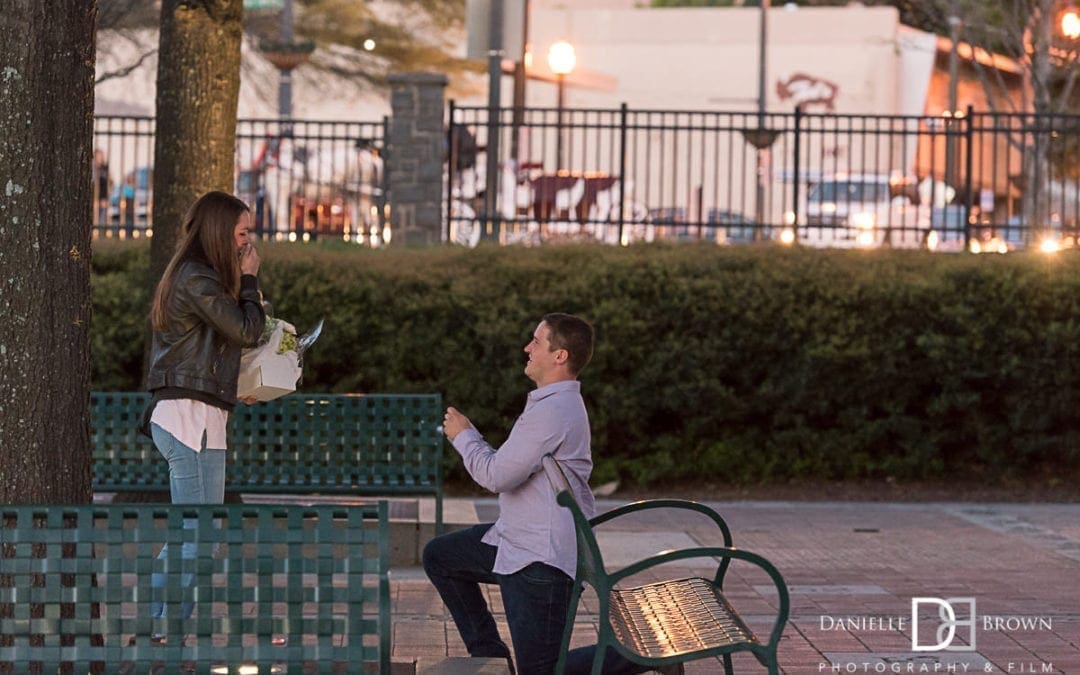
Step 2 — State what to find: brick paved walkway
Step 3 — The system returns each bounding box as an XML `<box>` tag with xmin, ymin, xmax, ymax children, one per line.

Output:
<box><xmin>395</xmin><ymin>499</ymin><xmax>1080</xmax><ymax>674</ymax></box>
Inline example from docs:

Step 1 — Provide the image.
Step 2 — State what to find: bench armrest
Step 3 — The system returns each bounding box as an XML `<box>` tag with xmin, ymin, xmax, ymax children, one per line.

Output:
<box><xmin>589</xmin><ymin>498</ymin><xmax>735</xmax><ymax>584</ymax></box>
<box><xmin>607</xmin><ymin>545</ymin><xmax>790</xmax><ymax>652</ymax></box>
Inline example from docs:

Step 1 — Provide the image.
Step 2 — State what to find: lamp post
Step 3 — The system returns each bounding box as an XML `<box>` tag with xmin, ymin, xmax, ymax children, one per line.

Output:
<box><xmin>753</xmin><ymin>0</ymin><xmax>770</xmax><ymax>240</ymax></box>
<box><xmin>739</xmin><ymin>1</ymin><xmax>778</xmax><ymax>240</ymax></box>
<box><xmin>483</xmin><ymin>0</ymin><xmax>505</xmax><ymax>237</ymax></box>
<box><xmin>278</xmin><ymin>0</ymin><xmax>295</xmax><ymax>119</ymax></box>
<box><xmin>258</xmin><ymin>0</ymin><xmax>314</xmax><ymax>124</ymax></box>
<box><xmin>510</xmin><ymin>0</ymin><xmax>531</xmax><ymax>166</ymax></box>
<box><xmin>945</xmin><ymin>0</ymin><xmax>961</xmax><ymax>194</ymax></box>
<box><xmin>547</xmin><ymin>39</ymin><xmax>576</xmax><ymax>171</ymax></box>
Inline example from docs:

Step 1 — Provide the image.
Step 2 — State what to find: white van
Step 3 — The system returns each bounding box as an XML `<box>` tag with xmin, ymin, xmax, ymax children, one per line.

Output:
<box><xmin>802</xmin><ymin>173</ymin><xmax>933</xmax><ymax>249</ymax></box>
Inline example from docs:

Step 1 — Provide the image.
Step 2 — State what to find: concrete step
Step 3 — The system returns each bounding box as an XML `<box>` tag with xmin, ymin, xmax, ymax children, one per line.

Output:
<box><xmin>416</xmin><ymin>657</ymin><xmax>512</xmax><ymax>674</ymax></box>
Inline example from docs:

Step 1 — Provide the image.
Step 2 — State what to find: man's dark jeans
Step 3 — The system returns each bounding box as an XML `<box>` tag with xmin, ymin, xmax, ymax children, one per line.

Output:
<box><xmin>423</xmin><ymin>523</ymin><xmax>574</xmax><ymax>674</ymax></box>
<box><xmin>423</xmin><ymin>524</ymin><xmax>652</xmax><ymax>675</ymax></box>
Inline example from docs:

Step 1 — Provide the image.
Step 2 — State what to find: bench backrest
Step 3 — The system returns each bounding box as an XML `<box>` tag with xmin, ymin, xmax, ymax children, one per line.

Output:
<box><xmin>0</xmin><ymin>503</ymin><xmax>390</xmax><ymax>673</ymax></box>
<box><xmin>92</xmin><ymin>391</ymin><xmax>443</xmax><ymax>495</ymax></box>
<box><xmin>541</xmin><ymin>454</ymin><xmax>607</xmax><ymax>586</ymax></box>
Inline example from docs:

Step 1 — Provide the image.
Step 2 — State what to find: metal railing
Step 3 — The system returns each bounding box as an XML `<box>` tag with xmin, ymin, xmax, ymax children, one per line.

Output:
<box><xmin>91</xmin><ymin>108</ymin><xmax>1080</xmax><ymax>253</ymax></box>
<box><xmin>447</xmin><ymin>103</ymin><xmax>1080</xmax><ymax>252</ymax></box>
<box><xmin>92</xmin><ymin>116</ymin><xmax>389</xmax><ymax>245</ymax></box>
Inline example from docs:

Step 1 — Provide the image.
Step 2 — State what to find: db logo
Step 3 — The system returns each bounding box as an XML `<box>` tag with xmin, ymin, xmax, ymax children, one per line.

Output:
<box><xmin>911</xmin><ymin>597</ymin><xmax>977</xmax><ymax>651</ymax></box>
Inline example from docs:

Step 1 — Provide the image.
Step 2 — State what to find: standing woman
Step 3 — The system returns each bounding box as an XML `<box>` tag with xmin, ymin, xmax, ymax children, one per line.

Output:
<box><xmin>141</xmin><ymin>190</ymin><xmax>266</xmax><ymax>626</ymax></box>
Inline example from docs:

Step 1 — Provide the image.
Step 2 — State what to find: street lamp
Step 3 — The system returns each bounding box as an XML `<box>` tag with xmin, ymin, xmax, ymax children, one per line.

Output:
<box><xmin>547</xmin><ymin>39</ymin><xmax>576</xmax><ymax>171</ymax></box>
<box><xmin>1063</xmin><ymin>6</ymin><xmax>1080</xmax><ymax>39</ymax></box>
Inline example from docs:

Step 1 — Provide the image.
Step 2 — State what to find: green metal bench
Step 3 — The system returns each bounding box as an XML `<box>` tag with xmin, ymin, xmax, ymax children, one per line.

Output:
<box><xmin>542</xmin><ymin>455</ymin><xmax>790</xmax><ymax>674</ymax></box>
<box><xmin>0</xmin><ymin>503</ymin><xmax>390</xmax><ymax>674</ymax></box>
<box><xmin>92</xmin><ymin>391</ymin><xmax>445</xmax><ymax>532</ymax></box>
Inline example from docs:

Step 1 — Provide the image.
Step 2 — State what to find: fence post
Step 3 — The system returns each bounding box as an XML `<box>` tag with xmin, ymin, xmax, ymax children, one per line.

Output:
<box><xmin>381</xmin><ymin>114</ymin><xmax>391</xmax><ymax>239</ymax></box>
<box><xmin>387</xmin><ymin>72</ymin><xmax>449</xmax><ymax>245</ymax></box>
<box><xmin>446</xmin><ymin>100</ymin><xmax>456</xmax><ymax>243</ymax></box>
<box><xmin>618</xmin><ymin>103</ymin><xmax>628</xmax><ymax>245</ymax></box>
<box><xmin>963</xmin><ymin>104</ymin><xmax>974</xmax><ymax>254</ymax></box>
<box><xmin>792</xmin><ymin>106</ymin><xmax>802</xmax><ymax>243</ymax></box>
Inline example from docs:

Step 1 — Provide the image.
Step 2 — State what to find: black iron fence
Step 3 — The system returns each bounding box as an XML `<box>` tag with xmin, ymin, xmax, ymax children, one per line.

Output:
<box><xmin>92</xmin><ymin>116</ymin><xmax>388</xmax><ymax>245</ymax></box>
<box><xmin>91</xmin><ymin>107</ymin><xmax>1080</xmax><ymax>253</ymax></box>
<box><xmin>447</xmin><ymin>104</ymin><xmax>1080</xmax><ymax>252</ymax></box>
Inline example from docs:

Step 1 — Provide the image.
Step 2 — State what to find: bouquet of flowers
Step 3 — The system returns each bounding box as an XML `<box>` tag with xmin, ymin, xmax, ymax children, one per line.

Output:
<box><xmin>237</xmin><ymin>317</ymin><xmax>323</xmax><ymax>402</ymax></box>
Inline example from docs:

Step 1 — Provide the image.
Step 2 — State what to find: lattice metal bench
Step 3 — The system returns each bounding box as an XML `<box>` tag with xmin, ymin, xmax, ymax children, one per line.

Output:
<box><xmin>0</xmin><ymin>503</ymin><xmax>390</xmax><ymax>674</ymax></box>
<box><xmin>542</xmin><ymin>455</ymin><xmax>789</xmax><ymax>674</ymax></box>
<box><xmin>92</xmin><ymin>391</ymin><xmax>445</xmax><ymax>532</ymax></box>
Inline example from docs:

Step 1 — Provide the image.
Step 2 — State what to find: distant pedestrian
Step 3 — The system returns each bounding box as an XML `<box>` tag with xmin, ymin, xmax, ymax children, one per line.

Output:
<box><xmin>92</xmin><ymin>148</ymin><xmax>111</xmax><ymax>224</ymax></box>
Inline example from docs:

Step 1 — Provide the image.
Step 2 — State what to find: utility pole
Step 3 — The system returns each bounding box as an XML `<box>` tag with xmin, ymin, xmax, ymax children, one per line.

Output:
<box><xmin>753</xmin><ymin>0</ymin><xmax>770</xmax><ymax>239</ymax></box>
<box><xmin>945</xmin><ymin>0</ymin><xmax>961</xmax><ymax>192</ymax></box>
<box><xmin>485</xmin><ymin>0</ymin><xmax>504</xmax><ymax>237</ymax></box>
<box><xmin>279</xmin><ymin>0</ymin><xmax>294</xmax><ymax>120</ymax></box>
<box><xmin>510</xmin><ymin>0</ymin><xmax>530</xmax><ymax>167</ymax></box>
<box><xmin>757</xmin><ymin>0</ymin><xmax>768</xmax><ymax>124</ymax></box>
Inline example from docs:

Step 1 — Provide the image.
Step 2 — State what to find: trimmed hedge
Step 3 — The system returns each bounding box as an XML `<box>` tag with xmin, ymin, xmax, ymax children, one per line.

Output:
<box><xmin>91</xmin><ymin>240</ymin><xmax>1080</xmax><ymax>487</ymax></box>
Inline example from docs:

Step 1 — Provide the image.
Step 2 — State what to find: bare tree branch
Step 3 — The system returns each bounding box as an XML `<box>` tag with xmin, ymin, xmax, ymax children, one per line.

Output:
<box><xmin>96</xmin><ymin>46</ymin><xmax>158</xmax><ymax>84</ymax></box>
<box><xmin>1055</xmin><ymin>65</ymin><xmax>1079</xmax><ymax>113</ymax></box>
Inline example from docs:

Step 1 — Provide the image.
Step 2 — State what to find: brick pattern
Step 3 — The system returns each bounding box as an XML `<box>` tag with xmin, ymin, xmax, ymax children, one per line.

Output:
<box><xmin>390</xmin><ymin>501</ymin><xmax>1080</xmax><ymax>673</ymax></box>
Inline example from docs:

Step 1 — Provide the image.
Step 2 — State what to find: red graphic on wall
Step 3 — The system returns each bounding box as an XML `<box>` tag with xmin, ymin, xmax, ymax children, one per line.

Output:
<box><xmin>776</xmin><ymin>73</ymin><xmax>840</xmax><ymax>112</ymax></box>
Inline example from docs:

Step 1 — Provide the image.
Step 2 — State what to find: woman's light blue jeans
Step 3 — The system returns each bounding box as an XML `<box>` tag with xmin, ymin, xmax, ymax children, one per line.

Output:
<box><xmin>150</xmin><ymin>423</ymin><xmax>226</xmax><ymax>622</ymax></box>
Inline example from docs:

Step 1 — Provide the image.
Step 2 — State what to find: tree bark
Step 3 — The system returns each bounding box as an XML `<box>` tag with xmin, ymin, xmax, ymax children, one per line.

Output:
<box><xmin>1024</xmin><ymin>0</ymin><xmax>1055</xmax><ymax>237</ymax></box>
<box><xmin>0</xmin><ymin>2</ymin><xmax>97</xmax><ymax>504</ymax></box>
<box><xmin>149</xmin><ymin>0</ymin><xmax>244</xmax><ymax>291</ymax></box>
<box><xmin>143</xmin><ymin>0</ymin><xmax>243</xmax><ymax>384</ymax></box>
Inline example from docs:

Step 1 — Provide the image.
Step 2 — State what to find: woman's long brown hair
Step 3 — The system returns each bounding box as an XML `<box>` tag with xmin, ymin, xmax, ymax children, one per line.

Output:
<box><xmin>150</xmin><ymin>191</ymin><xmax>250</xmax><ymax>332</ymax></box>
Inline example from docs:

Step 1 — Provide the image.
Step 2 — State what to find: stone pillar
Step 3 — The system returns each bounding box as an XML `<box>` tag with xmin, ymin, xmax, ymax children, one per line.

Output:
<box><xmin>387</xmin><ymin>72</ymin><xmax>448</xmax><ymax>246</ymax></box>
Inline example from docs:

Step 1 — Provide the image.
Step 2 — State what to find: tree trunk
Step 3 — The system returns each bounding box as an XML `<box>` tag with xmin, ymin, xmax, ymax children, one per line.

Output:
<box><xmin>1024</xmin><ymin>0</ymin><xmax>1055</xmax><ymax>238</ymax></box>
<box><xmin>0</xmin><ymin>2</ymin><xmax>97</xmax><ymax>504</ymax></box>
<box><xmin>149</xmin><ymin>0</ymin><xmax>244</xmax><ymax>292</ymax></box>
<box><xmin>144</xmin><ymin>0</ymin><xmax>243</xmax><ymax>384</ymax></box>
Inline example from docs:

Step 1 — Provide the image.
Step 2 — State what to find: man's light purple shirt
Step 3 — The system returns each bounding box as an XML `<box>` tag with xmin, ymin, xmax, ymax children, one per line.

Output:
<box><xmin>450</xmin><ymin>379</ymin><xmax>595</xmax><ymax>577</ymax></box>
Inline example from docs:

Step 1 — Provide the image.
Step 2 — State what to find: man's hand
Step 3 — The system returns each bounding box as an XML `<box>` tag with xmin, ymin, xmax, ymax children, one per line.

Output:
<box><xmin>239</xmin><ymin>396</ymin><xmax>258</xmax><ymax>405</ymax></box>
<box><xmin>443</xmin><ymin>406</ymin><xmax>473</xmax><ymax>441</ymax></box>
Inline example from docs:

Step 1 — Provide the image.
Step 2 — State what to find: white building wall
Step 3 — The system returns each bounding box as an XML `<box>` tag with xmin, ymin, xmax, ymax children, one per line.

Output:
<box><xmin>96</xmin><ymin>6</ymin><xmax>934</xmax><ymax>122</ymax></box>
<box><xmin>493</xmin><ymin>5</ymin><xmax>926</xmax><ymax>115</ymax></box>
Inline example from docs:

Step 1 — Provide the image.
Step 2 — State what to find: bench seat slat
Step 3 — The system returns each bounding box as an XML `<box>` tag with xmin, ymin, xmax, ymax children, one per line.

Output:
<box><xmin>610</xmin><ymin>577</ymin><xmax>758</xmax><ymax>658</ymax></box>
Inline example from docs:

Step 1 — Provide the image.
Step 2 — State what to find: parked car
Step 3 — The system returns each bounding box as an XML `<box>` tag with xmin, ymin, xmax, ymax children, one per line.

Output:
<box><xmin>290</xmin><ymin>194</ymin><xmax>353</xmax><ymax>237</ymax></box>
<box><xmin>647</xmin><ymin>207</ymin><xmax>689</xmax><ymax>241</ymax></box>
<box><xmin>707</xmin><ymin>208</ymin><xmax>765</xmax><ymax>244</ymax></box>
<box><xmin>929</xmin><ymin>210</ymin><xmax>1077</xmax><ymax>254</ymax></box>
<box><xmin>803</xmin><ymin>173</ymin><xmax>934</xmax><ymax>249</ymax></box>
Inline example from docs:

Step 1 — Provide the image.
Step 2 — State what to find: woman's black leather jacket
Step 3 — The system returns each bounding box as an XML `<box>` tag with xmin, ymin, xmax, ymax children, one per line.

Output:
<box><xmin>145</xmin><ymin>259</ymin><xmax>266</xmax><ymax>406</ymax></box>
